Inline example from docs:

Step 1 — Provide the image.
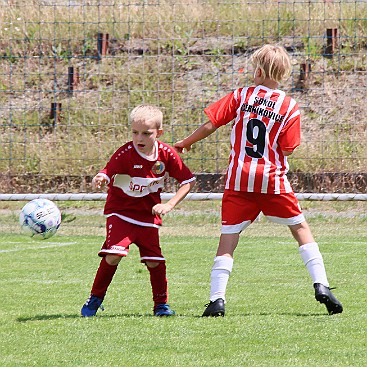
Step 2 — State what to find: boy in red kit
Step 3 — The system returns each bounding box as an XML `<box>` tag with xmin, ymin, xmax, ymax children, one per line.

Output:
<box><xmin>174</xmin><ymin>44</ymin><xmax>343</xmax><ymax>317</ymax></box>
<box><xmin>81</xmin><ymin>104</ymin><xmax>195</xmax><ymax>317</ymax></box>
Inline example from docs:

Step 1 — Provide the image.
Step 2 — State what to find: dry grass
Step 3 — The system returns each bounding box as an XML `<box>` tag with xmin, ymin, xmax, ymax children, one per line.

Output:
<box><xmin>0</xmin><ymin>0</ymin><xmax>367</xmax><ymax>190</ymax></box>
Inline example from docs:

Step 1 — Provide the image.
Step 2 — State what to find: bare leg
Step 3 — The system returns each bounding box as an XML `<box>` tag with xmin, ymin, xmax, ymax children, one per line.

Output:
<box><xmin>288</xmin><ymin>221</ymin><xmax>315</xmax><ymax>246</ymax></box>
<box><xmin>208</xmin><ymin>233</ymin><xmax>240</xmax><ymax>302</ymax></box>
<box><xmin>216</xmin><ymin>233</ymin><xmax>240</xmax><ymax>257</ymax></box>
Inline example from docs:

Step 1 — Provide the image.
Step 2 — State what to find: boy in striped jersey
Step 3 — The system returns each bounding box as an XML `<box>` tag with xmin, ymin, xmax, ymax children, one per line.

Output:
<box><xmin>174</xmin><ymin>44</ymin><xmax>343</xmax><ymax>316</ymax></box>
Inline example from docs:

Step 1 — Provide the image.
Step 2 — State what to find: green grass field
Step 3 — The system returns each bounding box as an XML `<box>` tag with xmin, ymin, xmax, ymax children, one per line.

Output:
<box><xmin>0</xmin><ymin>201</ymin><xmax>366</xmax><ymax>366</ymax></box>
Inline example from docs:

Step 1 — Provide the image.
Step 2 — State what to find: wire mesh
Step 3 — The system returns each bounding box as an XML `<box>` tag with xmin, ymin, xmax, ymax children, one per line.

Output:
<box><xmin>0</xmin><ymin>0</ymin><xmax>366</xmax><ymax>194</ymax></box>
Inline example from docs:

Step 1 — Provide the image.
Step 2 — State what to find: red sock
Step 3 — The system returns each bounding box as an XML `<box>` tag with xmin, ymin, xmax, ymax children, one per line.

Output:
<box><xmin>90</xmin><ymin>257</ymin><xmax>118</xmax><ymax>299</ymax></box>
<box><xmin>147</xmin><ymin>262</ymin><xmax>168</xmax><ymax>306</ymax></box>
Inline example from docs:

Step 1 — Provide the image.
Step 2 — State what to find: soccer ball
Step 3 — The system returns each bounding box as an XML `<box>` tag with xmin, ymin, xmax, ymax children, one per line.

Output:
<box><xmin>19</xmin><ymin>199</ymin><xmax>61</xmax><ymax>240</ymax></box>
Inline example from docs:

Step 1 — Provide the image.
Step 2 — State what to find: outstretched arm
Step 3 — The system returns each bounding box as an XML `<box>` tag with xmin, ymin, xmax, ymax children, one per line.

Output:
<box><xmin>92</xmin><ymin>173</ymin><xmax>109</xmax><ymax>189</ymax></box>
<box><xmin>174</xmin><ymin>121</ymin><xmax>217</xmax><ymax>153</ymax></box>
<box><xmin>152</xmin><ymin>180</ymin><xmax>195</xmax><ymax>216</ymax></box>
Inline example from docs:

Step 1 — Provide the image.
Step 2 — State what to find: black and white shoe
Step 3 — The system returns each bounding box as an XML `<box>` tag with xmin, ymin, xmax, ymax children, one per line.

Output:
<box><xmin>202</xmin><ymin>298</ymin><xmax>225</xmax><ymax>317</ymax></box>
<box><xmin>314</xmin><ymin>283</ymin><xmax>343</xmax><ymax>315</ymax></box>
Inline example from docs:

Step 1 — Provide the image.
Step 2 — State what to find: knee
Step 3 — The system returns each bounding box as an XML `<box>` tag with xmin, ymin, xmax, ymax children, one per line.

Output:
<box><xmin>146</xmin><ymin>261</ymin><xmax>162</xmax><ymax>269</ymax></box>
<box><xmin>288</xmin><ymin>222</ymin><xmax>314</xmax><ymax>246</ymax></box>
<box><xmin>105</xmin><ymin>255</ymin><xmax>122</xmax><ymax>266</ymax></box>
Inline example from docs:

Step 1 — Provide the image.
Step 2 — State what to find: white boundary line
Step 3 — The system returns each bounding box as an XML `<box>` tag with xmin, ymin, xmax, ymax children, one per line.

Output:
<box><xmin>0</xmin><ymin>242</ymin><xmax>77</xmax><ymax>253</ymax></box>
<box><xmin>0</xmin><ymin>193</ymin><xmax>366</xmax><ymax>201</ymax></box>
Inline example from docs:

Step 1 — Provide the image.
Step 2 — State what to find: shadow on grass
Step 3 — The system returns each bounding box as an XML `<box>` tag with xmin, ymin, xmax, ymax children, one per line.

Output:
<box><xmin>16</xmin><ymin>311</ymin><xmax>331</xmax><ymax>322</ymax></box>
<box><xmin>260</xmin><ymin>312</ymin><xmax>330</xmax><ymax>317</ymax></box>
<box><xmin>16</xmin><ymin>313</ymin><xmax>159</xmax><ymax>322</ymax></box>
<box><xmin>17</xmin><ymin>314</ymin><xmax>81</xmax><ymax>322</ymax></box>
<box><xmin>196</xmin><ymin>312</ymin><xmax>330</xmax><ymax>318</ymax></box>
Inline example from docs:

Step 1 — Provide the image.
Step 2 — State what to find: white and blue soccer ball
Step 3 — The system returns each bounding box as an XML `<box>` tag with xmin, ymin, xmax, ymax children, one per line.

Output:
<box><xmin>19</xmin><ymin>199</ymin><xmax>61</xmax><ymax>240</ymax></box>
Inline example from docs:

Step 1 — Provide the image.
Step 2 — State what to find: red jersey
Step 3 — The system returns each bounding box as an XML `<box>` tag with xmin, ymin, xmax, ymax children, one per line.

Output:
<box><xmin>204</xmin><ymin>85</ymin><xmax>301</xmax><ymax>194</ymax></box>
<box><xmin>99</xmin><ymin>140</ymin><xmax>195</xmax><ymax>228</ymax></box>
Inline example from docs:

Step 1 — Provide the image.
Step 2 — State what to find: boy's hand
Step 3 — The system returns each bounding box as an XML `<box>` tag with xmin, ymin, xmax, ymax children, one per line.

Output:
<box><xmin>174</xmin><ymin>140</ymin><xmax>191</xmax><ymax>153</ymax></box>
<box><xmin>92</xmin><ymin>174</ymin><xmax>108</xmax><ymax>190</ymax></box>
<box><xmin>152</xmin><ymin>203</ymin><xmax>174</xmax><ymax>217</ymax></box>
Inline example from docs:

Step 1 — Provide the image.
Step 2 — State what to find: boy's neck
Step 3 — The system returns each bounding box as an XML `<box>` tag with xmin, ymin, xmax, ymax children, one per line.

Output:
<box><xmin>146</xmin><ymin>148</ymin><xmax>156</xmax><ymax>160</ymax></box>
<box><xmin>256</xmin><ymin>78</ymin><xmax>278</xmax><ymax>90</ymax></box>
<box><xmin>143</xmin><ymin>143</ymin><xmax>157</xmax><ymax>160</ymax></box>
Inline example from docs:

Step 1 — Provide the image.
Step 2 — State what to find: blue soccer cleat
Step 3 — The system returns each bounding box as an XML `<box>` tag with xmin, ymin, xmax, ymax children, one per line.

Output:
<box><xmin>81</xmin><ymin>294</ymin><xmax>104</xmax><ymax>317</ymax></box>
<box><xmin>153</xmin><ymin>303</ymin><xmax>175</xmax><ymax>316</ymax></box>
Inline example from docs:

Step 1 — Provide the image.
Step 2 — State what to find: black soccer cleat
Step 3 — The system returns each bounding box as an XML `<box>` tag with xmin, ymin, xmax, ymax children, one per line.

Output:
<box><xmin>314</xmin><ymin>283</ymin><xmax>343</xmax><ymax>315</ymax></box>
<box><xmin>202</xmin><ymin>298</ymin><xmax>225</xmax><ymax>317</ymax></box>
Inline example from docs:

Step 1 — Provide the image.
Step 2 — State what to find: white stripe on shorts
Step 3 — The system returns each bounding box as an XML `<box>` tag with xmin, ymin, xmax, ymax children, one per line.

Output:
<box><xmin>140</xmin><ymin>256</ymin><xmax>165</xmax><ymax>261</ymax></box>
<box><xmin>98</xmin><ymin>249</ymin><xmax>129</xmax><ymax>256</ymax></box>
<box><xmin>266</xmin><ymin>213</ymin><xmax>305</xmax><ymax>225</ymax></box>
<box><xmin>221</xmin><ymin>219</ymin><xmax>252</xmax><ymax>234</ymax></box>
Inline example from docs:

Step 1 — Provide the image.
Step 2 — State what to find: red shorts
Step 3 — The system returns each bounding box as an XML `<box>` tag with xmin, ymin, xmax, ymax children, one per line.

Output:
<box><xmin>221</xmin><ymin>190</ymin><xmax>305</xmax><ymax>234</ymax></box>
<box><xmin>98</xmin><ymin>215</ymin><xmax>165</xmax><ymax>263</ymax></box>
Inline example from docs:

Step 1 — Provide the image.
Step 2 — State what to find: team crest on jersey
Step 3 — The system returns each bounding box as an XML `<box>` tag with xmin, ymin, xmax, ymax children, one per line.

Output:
<box><xmin>152</xmin><ymin>161</ymin><xmax>165</xmax><ymax>174</ymax></box>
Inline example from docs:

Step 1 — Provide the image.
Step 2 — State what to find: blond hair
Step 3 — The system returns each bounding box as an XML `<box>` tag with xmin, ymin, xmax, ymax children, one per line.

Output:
<box><xmin>251</xmin><ymin>44</ymin><xmax>292</xmax><ymax>83</ymax></box>
<box><xmin>129</xmin><ymin>104</ymin><xmax>163</xmax><ymax>129</ymax></box>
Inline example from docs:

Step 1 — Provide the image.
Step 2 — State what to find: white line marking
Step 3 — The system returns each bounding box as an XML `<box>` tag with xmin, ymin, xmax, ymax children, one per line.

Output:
<box><xmin>0</xmin><ymin>242</ymin><xmax>77</xmax><ymax>253</ymax></box>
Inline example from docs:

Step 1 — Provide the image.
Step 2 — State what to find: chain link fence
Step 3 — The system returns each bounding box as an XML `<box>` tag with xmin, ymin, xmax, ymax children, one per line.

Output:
<box><xmin>1</xmin><ymin>0</ymin><xmax>366</xmax><ymax>194</ymax></box>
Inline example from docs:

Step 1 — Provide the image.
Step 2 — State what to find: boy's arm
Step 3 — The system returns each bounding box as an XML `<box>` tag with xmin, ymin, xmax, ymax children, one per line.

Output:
<box><xmin>174</xmin><ymin>121</ymin><xmax>217</xmax><ymax>153</ymax></box>
<box><xmin>92</xmin><ymin>172</ymin><xmax>109</xmax><ymax>189</ymax></box>
<box><xmin>152</xmin><ymin>180</ymin><xmax>195</xmax><ymax>216</ymax></box>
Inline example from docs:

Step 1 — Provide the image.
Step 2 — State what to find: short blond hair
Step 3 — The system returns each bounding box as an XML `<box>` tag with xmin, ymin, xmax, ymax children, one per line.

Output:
<box><xmin>251</xmin><ymin>44</ymin><xmax>292</xmax><ymax>83</ymax></box>
<box><xmin>129</xmin><ymin>104</ymin><xmax>163</xmax><ymax>129</ymax></box>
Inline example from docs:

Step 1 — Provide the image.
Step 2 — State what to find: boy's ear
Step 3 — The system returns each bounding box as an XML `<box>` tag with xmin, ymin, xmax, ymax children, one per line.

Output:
<box><xmin>254</xmin><ymin>67</ymin><xmax>262</xmax><ymax>78</ymax></box>
<box><xmin>157</xmin><ymin>128</ymin><xmax>164</xmax><ymax>137</ymax></box>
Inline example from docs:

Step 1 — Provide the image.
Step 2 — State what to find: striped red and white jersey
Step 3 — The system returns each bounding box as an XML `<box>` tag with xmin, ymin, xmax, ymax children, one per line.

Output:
<box><xmin>204</xmin><ymin>85</ymin><xmax>301</xmax><ymax>194</ymax></box>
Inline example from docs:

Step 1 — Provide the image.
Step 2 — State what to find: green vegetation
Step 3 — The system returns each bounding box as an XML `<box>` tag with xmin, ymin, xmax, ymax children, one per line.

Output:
<box><xmin>1</xmin><ymin>0</ymin><xmax>367</xmax><ymax>184</ymax></box>
<box><xmin>1</xmin><ymin>200</ymin><xmax>366</xmax><ymax>366</ymax></box>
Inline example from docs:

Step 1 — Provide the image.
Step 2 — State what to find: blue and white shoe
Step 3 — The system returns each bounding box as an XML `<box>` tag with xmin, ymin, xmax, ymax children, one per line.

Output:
<box><xmin>81</xmin><ymin>294</ymin><xmax>104</xmax><ymax>317</ymax></box>
<box><xmin>153</xmin><ymin>303</ymin><xmax>175</xmax><ymax>316</ymax></box>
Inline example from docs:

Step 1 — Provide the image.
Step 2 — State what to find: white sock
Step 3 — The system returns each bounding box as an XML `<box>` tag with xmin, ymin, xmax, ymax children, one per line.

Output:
<box><xmin>299</xmin><ymin>242</ymin><xmax>329</xmax><ymax>287</ymax></box>
<box><xmin>209</xmin><ymin>256</ymin><xmax>234</xmax><ymax>302</ymax></box>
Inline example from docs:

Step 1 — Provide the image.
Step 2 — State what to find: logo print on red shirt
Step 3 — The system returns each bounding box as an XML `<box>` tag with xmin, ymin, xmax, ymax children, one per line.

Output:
<box><xmin>152</xmin><ymin>161</ymin><xmax>165</xmax><ymax>174</ymax></box>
